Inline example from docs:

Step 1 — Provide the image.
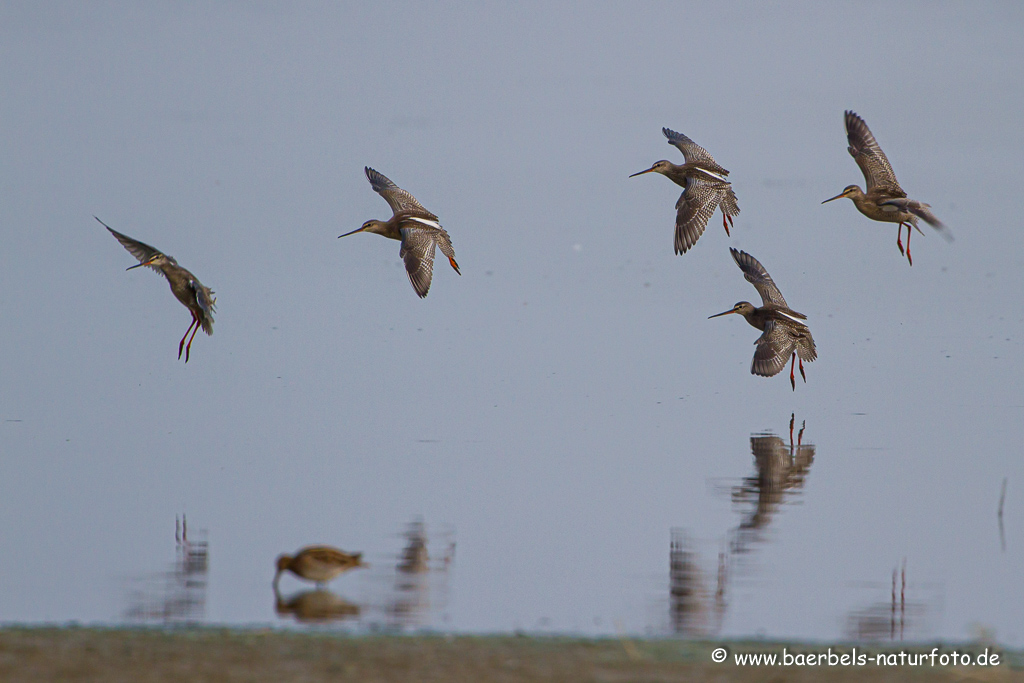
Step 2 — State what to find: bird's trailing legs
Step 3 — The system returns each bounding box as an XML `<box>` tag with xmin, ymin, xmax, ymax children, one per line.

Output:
<box><xmin>897</xmin><ymin>222</ymin><xmax>924</xmax><ymax>266</ymax></box>
<box><xmin>788</xmin><ymin>353</ymin><xmax>808</xmax><ymax>391</ymax></box>
<box><xmin>178</xmin><ymin>315</ymin><xmax>200</xmax><ymax>363</ymax></box>
<box><xmin>722</xmin><ymin>212</ymin><xmax>734</xmax><ymax>237</ymax></box>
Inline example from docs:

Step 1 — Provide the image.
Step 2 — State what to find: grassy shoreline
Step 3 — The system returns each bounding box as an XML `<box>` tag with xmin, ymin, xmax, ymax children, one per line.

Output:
<box><xmin>1</xmin><ymin>627</ymin><xmax>1021</xmax><ymax>682</ymax></box>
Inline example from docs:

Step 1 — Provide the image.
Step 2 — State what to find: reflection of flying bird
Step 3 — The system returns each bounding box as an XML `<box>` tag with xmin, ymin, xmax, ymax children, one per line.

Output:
<box><xmin>733</xmin><ymin>425</ymin><xmax>815</xmax><ymax>539</ymax></box>
<box><xmin>822</xmin><ymin>111</ymin><xmax>951</xmax><ymax>266</ymax></box>
<box><xmin>274</xmin><ymin>546</ymin><xmax>366</xmax><ymax>588</ymax></box>
<box><xmin>630</xmin><ymin>128</ymin><xmax>739</xmax><ymax>254</ymax></box>
<box><xmin>340</xmin><ymin>167</ymin><xmax>460</xmax><ymax>298</ymax></box>
<box><xmin>99</xmin><ymin>217</ymin><xmax>215</xmax><ymax>363</ymax></box>
<box><xmin>710</xmin><ymin>249</ymin><xmax>816</xmax><ymax>390</ymax></box>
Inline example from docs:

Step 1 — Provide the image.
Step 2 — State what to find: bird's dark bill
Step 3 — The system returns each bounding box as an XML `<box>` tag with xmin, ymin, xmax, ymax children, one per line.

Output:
<box><xmin>708</xmin><ymin>309</ymin><xmax>738</xmax><ymax>319</ymax></box>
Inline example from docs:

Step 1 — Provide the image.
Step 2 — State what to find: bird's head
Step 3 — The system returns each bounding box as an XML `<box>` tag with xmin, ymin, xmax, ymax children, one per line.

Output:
<box><xmin>629</xmin><ymin>160</ymin><xmax>672</xmax><ymax>178</ymax></box>
<box><xmin>709</xmin><ymin>302</ymin><xmax>756</xmax><ymax>320</ymax></box>
<box><xmin>822</xmin><ymin>185</ymin><xmax>862</xmax><ymax>204</ymax></box>
<box><xmin>275</xmin><ymin>554</ymin><xmax>293</xmax><ymax>575</ymax></box>
<box><xmin>339</xmin><ymin>219</ymin><xmax>386</xmax><ymax>238</ymax></box>
<box><xmin>126</xmin><ymin>253</ymin><xmax>175</xmax><ymax>271</ymax></box>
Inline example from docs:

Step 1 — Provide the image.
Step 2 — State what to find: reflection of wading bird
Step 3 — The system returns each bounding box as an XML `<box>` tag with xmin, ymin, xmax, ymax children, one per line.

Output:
<box><xmin>630</xmin><ymin>128</ymin><xmax>739</xmax><ymax>254</ymax></box>
<box><xmin>99</xmin><ymin>217</ymin><xmax>215</xmax><ymax>363</ymax></box>
<box><xmin>274</xmin><ymin>546</ymin><xmax>366</xmax><ymax>588</ymax></box>
<box><xmin>710</xmin><ymin>249</ymin><xmax>816</xmax><ymax>390</ymax></box>
<box><xmin>822</xmin><ymin>111</ymin><xmax>951</xmax><ymax>266</ymax></box>
<box><xmin>340</xmin><ymin>167</ymin><xmax>460</xmax><ymax>298</ymax></box>
<box><xmin>274</xmin><ymin>586</ymin><xmax>360</xmax><ymax>623</ymax></box>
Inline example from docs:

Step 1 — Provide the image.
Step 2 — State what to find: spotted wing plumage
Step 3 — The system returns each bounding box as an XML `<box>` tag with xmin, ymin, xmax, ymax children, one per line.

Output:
<box><xmin>845</xmin><ymin>111</ymin><xmax>904</xmax><ymax>196</ymax></box>
<box><xmin>399</xmin><ymin>227</ymin><xmax>439</xmax><ymax>298</ymax></box>
<box><xmin>795</xmin><ymin>330</ymin><xmax>817</xmax><ymax>363</ymax></box>
<box><xmin>720</xmin><ymin>186</ymin><xmax>741</xmax><ymax>221</ymax></box>
<box><xmin>751</xmin><ymin>321</ymin><xmax>796</xmax><ymax>378</ymax></box>
<box><xmin>662</xmin><ymin>128</ymin><xmax>725</xmax><ymax>172</ymax></box>
<box><xmin>729</xmin><ymin>248</ymin><xmax>789</xmax><ymax>308</ymax></box>
<box><xmin>365</xmin><ymin>167</ymin><xmax>438</xmax><ymax>220</ymax></box>
<box><xmin>675</xmin><ymin>178</ymin><xmax>728</xmax><ymax>254</ymax></box>
<box><xmin>432</xmin><ymin>228</ymin><xmax>460</xmax><ymax>275</ymax></box>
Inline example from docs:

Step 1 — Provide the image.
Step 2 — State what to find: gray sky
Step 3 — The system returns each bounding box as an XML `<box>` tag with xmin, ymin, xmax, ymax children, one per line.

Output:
<box><xmin>1</xmin><ymin>2</ymin><xmax>1022</xmax><ymax>641</ymax></box>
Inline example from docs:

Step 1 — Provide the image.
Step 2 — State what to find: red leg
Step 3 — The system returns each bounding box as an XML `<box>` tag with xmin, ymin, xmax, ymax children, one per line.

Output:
<box><xmin>179</xmin><ymin>317</ymin><xmax>197</xmax><ymax>360</ymax></box>
<box><xmin>721</xmin><ymin>211</ymin><xmax>731</xmax><ymax>237</ymax></box>
<box><xmin>789</xmin><ymin>352</ymin><xmax>796</xmax><ymax>391</ymax></box>
<box><xmin>904</xmin><ymin>223</ymin><xmax>913</xmax><ymax>266</ymax></box>
<box><xmin>184</xmin><ymin>317</ymin><xmax>201</xmax><ymax>363</ymax></box>
<box><xmin>799</xmin><ymin>357</ymin><xmax>806</xmax><ymax>383</ymax></box>
<box><xmin>896</xmin><ymin>223</ymin><xmax>905</xmax><ymax>256</ymax></box>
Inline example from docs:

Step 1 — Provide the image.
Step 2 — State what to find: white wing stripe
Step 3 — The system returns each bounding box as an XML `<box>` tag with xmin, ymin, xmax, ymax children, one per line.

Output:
<box><xmin>406</xmin><ymin>216</ymin><xmax>441</xmax><ymax>229</ymax></box>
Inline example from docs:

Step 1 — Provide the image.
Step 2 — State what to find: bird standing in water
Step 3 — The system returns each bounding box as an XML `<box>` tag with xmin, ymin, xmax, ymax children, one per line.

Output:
<box><xmin>274</xmin><ymin>546</ymin><xmax>367</xmax><ymax>588</ymax></box>
<box><xmin>340</xmin><ymin>167</ymin><xmax>460</xmax><ymax>298</ymax></box>
<box><xmin>630</xmin><ymin>127</ymin><xmax>740</xmax><ymax>254</ymax></box>
<box><xmin>99</xmin><ymin>217</ymin><xmax>215</xmax><ymax>363</ymax></box>
<box><xmin>822</xmin><ymin>110</ymin><xmax>951</xmax><ymax>265</ymax></box>
<box><xmin>710</xmin><ymin>249</ymin><xmax>816</xmax><ymax>391</ymax></box>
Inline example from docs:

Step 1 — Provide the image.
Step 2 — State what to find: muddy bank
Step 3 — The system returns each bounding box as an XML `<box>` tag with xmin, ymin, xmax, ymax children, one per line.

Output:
<box><xmin>0</xmin><ymin>628</ymin><xmax>1020</xmax><ymax>682</ymax></box>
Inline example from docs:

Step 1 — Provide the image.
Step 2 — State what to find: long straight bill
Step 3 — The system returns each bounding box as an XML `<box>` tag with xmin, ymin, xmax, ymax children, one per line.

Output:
<box><xmin>338</xmin><ymin>226</ymin><xmax>367</xmax><ymax>238</ymax></box>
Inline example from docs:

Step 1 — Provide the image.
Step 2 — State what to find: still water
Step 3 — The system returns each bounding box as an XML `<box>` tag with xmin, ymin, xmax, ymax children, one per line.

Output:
<box><xmin>14</xmin><ymin>408</ymin><xmax>1010</xmax><ymax>645</ymax></box>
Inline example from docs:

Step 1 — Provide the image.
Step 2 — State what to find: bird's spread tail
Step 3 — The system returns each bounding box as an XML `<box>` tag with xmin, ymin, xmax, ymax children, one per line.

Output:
<box><xmin>881</xmin><ymin>198</ymin><xmax>953</xmax><ymax>241</ymax></box>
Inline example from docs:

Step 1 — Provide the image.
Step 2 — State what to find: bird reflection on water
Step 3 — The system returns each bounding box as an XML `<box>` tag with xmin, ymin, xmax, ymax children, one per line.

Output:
<box><xmin>274</xmin><ymin>585</ymin><xmax>360</xmax><ymax>624</ymax></box>
<box><xmin>270</xmin><ymin>518</ymin><xmax>455</xmax><ymax>630</ymax></box>
<box><xmin>383</xmin><ymin>518</ymin><xmax>455</xmax><ymax>631</ymax></box>
<box><xmin>729</xmin><ymin>416</ymin><xmax>815</xmax><ymax>553</ymax></box>
<box><xmin>844</xmin><ymin>560</ymin><xmax>937</xmax><ymax>641</ymax></box>
<box><xmin>669</xmin><ymin>416</ymin><xmax>814</xmax><ymax>636</ymax></box>
<box><xmin>123</xmin><ymin>515</ymin><xmax>208</xmax><ymax>624</ymax></box>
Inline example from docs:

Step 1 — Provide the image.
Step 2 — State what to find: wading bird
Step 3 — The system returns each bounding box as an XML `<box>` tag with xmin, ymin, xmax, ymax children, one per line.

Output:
<box><xmin>340</xmin><ymin>167</ymin><xmax>460</xmax><ymax>298</ymax></box>
<box><xmin>99</xmin><ymin>217</ymin><xmax>215</xmax><ymax>363</ymax></box>
<box><xmin>630</xmin><ymin>127</ymin><xmax>740</xmax><ymax>254</ymax></box>
<box><xmin>822</xmin><ymin>111</ymin><xmax>951</xmax><ymax>265</ymax></box>
<box><xmin>710</xmin><ymin>249</ymin><xmax>816</xmax><ymax>390</ymax></box>
<box><xmin>274</xmin><ymin>546</ymin><xmax>367</xmax><ymax>588</ymax></box>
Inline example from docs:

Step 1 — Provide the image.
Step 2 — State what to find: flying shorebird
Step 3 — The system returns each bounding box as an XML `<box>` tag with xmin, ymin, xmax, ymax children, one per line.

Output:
<box><xmin>822</xmin><ymin>110</ymin><xmax>952</xmax><ymax>265</ymax></box>
<box><xmin>709</xmin><ymin>249</ymin><xmax>816</xmax><ymax>391</ymax></box>
<box><xmin>340</xmin><ymin>167</ymin><xmax>460</xmax><ymax>298</ymax></box>
<box><xmin>274</xmin><ymin>546</ymin><xmax>367</xmax><ymax>588</ymax></box>
<box><xmin>630</xmin><ymin>127</ymin><xmax>740</xmax><ymax>254</ymax></box>
<box><xmin>98</xmin><ymin>216</ymin><xmax>215</xmax><ymax>363</ymax></box>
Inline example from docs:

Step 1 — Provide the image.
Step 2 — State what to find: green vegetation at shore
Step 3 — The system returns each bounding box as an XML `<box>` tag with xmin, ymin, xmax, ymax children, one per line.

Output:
<box><xmin>0</xmin><ymin>627</ymin><xmax>1020</xmax><ymax>682</ymax></box>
